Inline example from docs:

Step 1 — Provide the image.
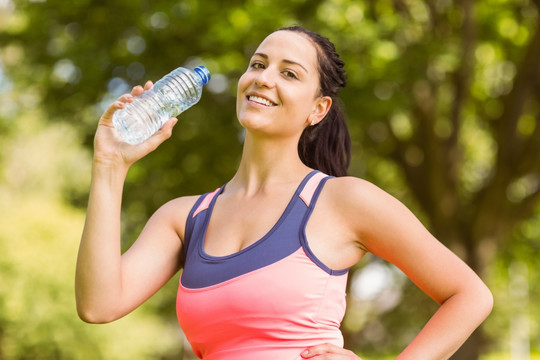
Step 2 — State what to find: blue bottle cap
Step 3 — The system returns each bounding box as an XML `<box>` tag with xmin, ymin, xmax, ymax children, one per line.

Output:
<box><xmin>194</xmin><ymin>66</ymin><xmax>211</xmax><ymax>85</ymax></box>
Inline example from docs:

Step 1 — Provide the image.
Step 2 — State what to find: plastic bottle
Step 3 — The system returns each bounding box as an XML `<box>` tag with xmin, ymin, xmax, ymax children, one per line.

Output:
<box><xmin>113</xmin><ymin>65</ymin><xmax>211</xmax><ymax>145</ymax></box>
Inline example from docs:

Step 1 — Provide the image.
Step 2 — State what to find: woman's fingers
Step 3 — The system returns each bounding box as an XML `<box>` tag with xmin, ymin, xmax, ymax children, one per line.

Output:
<box><xmin>98</xmin><ymin>93</ymin><xmax>134</xmax><ymax>126</ymax></box>
<box><xmin>300</xmin><ymin>343</ymin><xmax>362</xmax><ymax>359</ymax></box>
<box><xmin>110</xmin><ymin>80</ymin><xmax>152</xmax><ymax>121</ymax></box>
<box><xmin>137</xmin><ymin>117</ymin><xmax>178</xmax><ymax>153</ymax></box>
<box><xmin>131</xmin><ymin>85</ymin><xmax>144</xmax><ymax>97</ymax></box>
<box><xmin>93</xmin><ymin>79</ymin><xmax>172</xmax><ymax>166</ymax></box>
<box><xmin>130</xmin><ymin>80</ymin><xmax>153</xmax><ymax>97</ymax></box>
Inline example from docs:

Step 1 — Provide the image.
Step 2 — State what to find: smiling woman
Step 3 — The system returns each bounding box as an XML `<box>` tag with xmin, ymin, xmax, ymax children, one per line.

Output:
<box><xmin>237</xmin><ymin>27</ymin><xmax>350</xmax><ymax>177</ymax></box>
<box><xmin>236</xmin><ymin>30</ymin><xmax>327</xmax><ymax>140</ymax></box>
<box><xmin>76</xmin><ymin>25</ymin><xmax>492</xmax><ymax>360</ymax></box>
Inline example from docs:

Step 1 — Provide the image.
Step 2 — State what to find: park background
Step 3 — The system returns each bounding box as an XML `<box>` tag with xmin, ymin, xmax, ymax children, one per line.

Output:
<box><xmin>0</xmin><ymin>0</ymin><xmax>539</xmax><ymax>359</ymax></box>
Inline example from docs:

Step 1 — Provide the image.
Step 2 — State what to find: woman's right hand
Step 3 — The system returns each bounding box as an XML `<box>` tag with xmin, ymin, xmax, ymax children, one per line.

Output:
<box><xmin>93</xmin><ymin>80</ymin><xmax>178</xmax><ymax>168</ymax></box>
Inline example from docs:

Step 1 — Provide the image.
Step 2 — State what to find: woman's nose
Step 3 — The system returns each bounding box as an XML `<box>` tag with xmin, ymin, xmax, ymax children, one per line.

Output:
<box><xmin>255</xmin><ymin>68</ymin><xmax>275</xmax><ymax>88</ymax></box>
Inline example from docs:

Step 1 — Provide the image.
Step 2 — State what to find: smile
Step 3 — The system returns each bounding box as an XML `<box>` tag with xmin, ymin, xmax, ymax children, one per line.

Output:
<box><xmin>248</xmin><ymin>95</ymin><xmax>277</xmax><ymax>107</ymax></box>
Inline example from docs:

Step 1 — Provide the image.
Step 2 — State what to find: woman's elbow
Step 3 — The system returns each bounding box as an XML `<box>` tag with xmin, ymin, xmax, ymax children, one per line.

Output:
<box><xmin>478</xmin><ymin>283</ymin><xmax>494</xmax><ymax>320</ymax></box>
<box><xmin>76</xmin><ymin>302</ymin><xmax>119</xmax><ymax>324</ymax></box>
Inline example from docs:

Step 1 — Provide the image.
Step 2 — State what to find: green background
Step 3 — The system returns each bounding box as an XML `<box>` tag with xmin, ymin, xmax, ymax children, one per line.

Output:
<box><xmin>1</xmin><ymin>0</ymin><xmax>539</xmax><ymax>359</ymax></box>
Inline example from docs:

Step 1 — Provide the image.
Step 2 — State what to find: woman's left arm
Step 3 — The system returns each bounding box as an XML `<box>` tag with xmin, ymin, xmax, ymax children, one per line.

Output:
<box><xmin>302</xmin><ymin>177</ymin><xmax>493</xmax><ymax>359</ymax></box>
<box><xmin>352</xmin><ymin>177</ymin><xmax>493</xmax><ymax>359</ymax></box>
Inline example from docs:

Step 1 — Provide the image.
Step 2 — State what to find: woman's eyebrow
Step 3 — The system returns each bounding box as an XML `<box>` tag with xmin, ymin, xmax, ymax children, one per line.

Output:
<box><xmin>253</xmin><ymin>52</ymin><xmax>309</xmax><ymax>74</ymax></box>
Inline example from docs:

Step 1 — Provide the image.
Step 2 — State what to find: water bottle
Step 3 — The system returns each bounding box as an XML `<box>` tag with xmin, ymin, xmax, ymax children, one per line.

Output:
<box><xmin>113</xmin><ymin>65</ymin><xmax>211</xmax><ymax>145</ymax></box>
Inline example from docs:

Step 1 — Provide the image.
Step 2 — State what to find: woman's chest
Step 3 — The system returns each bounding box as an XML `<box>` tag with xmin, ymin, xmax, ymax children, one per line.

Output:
<box><xmin>203</xmin><ymin>192</ymin><xmax>297</xmax><ymax>256</ymax></box>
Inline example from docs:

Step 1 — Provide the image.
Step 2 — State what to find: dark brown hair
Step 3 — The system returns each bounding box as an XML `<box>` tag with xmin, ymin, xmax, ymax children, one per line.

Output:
<box><xmin>279</xmin><ymin>25</ymin><xmax>351</xmax><ymax>177</ymax></box>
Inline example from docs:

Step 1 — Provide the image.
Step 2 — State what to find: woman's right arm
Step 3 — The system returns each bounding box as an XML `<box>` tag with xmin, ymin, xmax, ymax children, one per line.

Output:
<box><xmin>75</xmin><ymin>82</ymin><xmax>190</xmax><ymax>323</ymax></box>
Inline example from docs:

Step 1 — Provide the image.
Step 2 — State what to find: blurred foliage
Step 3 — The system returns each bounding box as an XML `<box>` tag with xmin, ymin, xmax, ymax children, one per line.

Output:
<box><xmin>1</xmin><ymin>0</ymin><xmax>540</xmax><ymax>359</ymax></box>
<box><xmin>0</xmin><ymin>115</ymin><xmax>182</xmax><ymax>358</ymax></box>
<box><xmin>0</xmin><ymin>192</ymin><xmax>183</xmax><ymax>359</ymax></box>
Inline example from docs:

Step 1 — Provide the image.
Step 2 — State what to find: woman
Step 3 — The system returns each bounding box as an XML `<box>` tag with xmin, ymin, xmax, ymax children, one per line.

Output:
<box><xmin>76</xmin><ymin>26</ymin><xmax>493</xmax><ymax>359</ymax></box>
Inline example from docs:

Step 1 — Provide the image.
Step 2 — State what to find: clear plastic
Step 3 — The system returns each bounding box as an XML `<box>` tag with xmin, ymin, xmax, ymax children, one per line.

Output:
<box><xmin>113</xmin><ymin>65</ymin><xmax>211</xmax><ymax>145</ymax></box>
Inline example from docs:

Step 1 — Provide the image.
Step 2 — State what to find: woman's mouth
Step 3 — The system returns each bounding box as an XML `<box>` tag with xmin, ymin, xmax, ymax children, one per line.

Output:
<box><xmin>247</xmin><ymin>95</ymin><xmax>277</xmax><ymax>107</ymax></box>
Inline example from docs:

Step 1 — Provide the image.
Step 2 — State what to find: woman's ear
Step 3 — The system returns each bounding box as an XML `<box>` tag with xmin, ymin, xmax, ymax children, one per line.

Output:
<box><xmin>308</xmin><ymin>96</ymin><xmax>332</xmax><ymax>126</ymax></box>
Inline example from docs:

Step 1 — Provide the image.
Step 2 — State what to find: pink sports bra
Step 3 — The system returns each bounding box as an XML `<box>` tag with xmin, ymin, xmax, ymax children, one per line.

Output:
<box><xmin>176</xmin><ymin>171</ymin><xmax>350</xmax><ymax>360</ymax></box>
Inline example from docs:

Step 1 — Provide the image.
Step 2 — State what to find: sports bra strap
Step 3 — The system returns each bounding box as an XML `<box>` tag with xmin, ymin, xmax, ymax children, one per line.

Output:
<box><xmin>299</xmin><ymin>172</ymin><xmax>328</xmax><ymax>207</ymax></box>
<box><xmin>192</xmin><ymin>187</ymin><xmax>221</xmax><ymax>218</ymax></box>
<box><xmin>192</xmin><ymin>170</ymin><xmax>329</xmax><ymax>218</ymax></box>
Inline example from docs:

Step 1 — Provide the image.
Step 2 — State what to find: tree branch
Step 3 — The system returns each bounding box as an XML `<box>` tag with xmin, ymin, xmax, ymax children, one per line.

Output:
<box><xmin>398</xmin><ymin>85</ymin><xmax>439</xmax><ymax>217</ymax></box>
<box><xmin>424</xmin><ymin>0</ymin><xmax>439</xmax><ymax>29</ymax></box>
<box><xmin>391</xmin><ymin>0</ymin><xmax>411</xmax><ymax>18</ymax></box>
<box><xmin>516</xmin><ymin>113</ymin><xmax>540</xmax><ymax>175</ymax></box>
<box><xmin>449</xmin><ymin>0</ymin><xmax>475</xmax><ymax>147</ymax></box>
<box><xmin>472</xmin><ymin>16</ymin><xmax>540</xmax><ymax>240</ymax></box>
<box><xmin>495</xmin><ymin>16</ymin><xmax>540</xmax><ymax>169</ymax></box>
<box><xmin>510</xmin><ymin>184</ymin><xmax>540</xmax><ymax>227</ymax></box>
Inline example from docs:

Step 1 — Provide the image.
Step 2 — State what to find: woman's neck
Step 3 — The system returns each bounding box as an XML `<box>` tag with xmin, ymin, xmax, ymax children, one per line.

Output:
<box><xmin>228</xmin><ymin>133</ymin><xmax>312</xmax><ymax>195</ymax></box>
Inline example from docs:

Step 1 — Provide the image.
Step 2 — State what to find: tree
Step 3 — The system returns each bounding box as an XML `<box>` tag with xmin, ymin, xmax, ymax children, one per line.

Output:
<box><xmin>325</xmin><ymin>1</ymin><xmax>540</xmax><ymax>358</ymax></box>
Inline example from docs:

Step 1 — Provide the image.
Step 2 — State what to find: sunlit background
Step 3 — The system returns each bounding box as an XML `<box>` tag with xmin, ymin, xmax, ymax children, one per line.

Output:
<box><xmin>0</xmin><ymin>0</ymin><xmax>539</xmax><ymax>359</ymax></box>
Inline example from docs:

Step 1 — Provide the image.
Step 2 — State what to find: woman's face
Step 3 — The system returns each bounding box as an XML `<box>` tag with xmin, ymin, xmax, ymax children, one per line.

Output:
<box><xmin>236</xmin><ymin>30</ymin><xmax>331</xmax><ymax>139</ymax></box>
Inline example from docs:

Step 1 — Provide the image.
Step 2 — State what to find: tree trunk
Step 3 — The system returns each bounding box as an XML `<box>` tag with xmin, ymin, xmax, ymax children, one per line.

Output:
<box><xmin>451</xmin><ymin>328</ymin><xmax>488</xmax><ymax>360</ymax></box>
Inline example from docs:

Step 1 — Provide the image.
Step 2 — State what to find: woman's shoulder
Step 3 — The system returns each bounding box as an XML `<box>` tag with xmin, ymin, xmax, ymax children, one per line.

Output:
<box><xmin>151</xmin><ymin>194</ymin><xmax>202</xmax><ymax>225</ymax></box>
<box><xmin>324</xmin><ymin>176</ymin><xmax>391</xmax><ymax>205</ymax></box>
<box><xmin>161</xmin><ymin>194</ymin><xmax>201</xmax><ymax>213</ymax></box>
<box><xmin>323</xmin><ymin>176</ymin><xmax>407</xmax><ymax>224</ymax></box>
<box><xmin>323</xmin><ymin>175</ymin><xmax>427</xmax><ymax>250</ymax></box>
<box><xmin>150</xmin><ymin>194</ymin><xmax>204</xmax><ymax>241</ymax></box>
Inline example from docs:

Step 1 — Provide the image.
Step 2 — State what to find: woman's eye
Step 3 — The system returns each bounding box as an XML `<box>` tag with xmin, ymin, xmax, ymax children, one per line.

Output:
<box><xmin>251</xmin><ymin>62</ymin><xmax>264</xmax><ymax>69</ymax></box>
<box><xmin>283</xmin><ymin>70</ymin><xmax>298</xmax><ymax>79</ymax></box>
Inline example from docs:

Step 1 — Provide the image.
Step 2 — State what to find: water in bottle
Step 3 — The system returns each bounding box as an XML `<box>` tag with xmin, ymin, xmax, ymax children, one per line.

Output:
<box><xmin>113</xmin><ymin>65</ymin><xmax>211</xmax><ymax>145</ymax></box>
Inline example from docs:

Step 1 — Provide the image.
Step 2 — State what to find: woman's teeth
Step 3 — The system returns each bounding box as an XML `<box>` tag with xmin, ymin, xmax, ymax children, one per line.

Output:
<box><xmin>248</xmin><ymin>96</ymin><xmax>275</xmax><ymax>107</ymax></box>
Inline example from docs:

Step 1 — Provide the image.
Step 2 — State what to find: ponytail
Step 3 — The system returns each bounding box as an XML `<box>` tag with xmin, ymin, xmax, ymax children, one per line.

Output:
<box><xmin>280</xmin><ymin>25</ymin><xmax>351</xmax><ymax>177</ymax></box>
<box><xmin>298</xmin><ymin>103</ymin><xmax>351</xmax><ymax>177</ymax></box>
